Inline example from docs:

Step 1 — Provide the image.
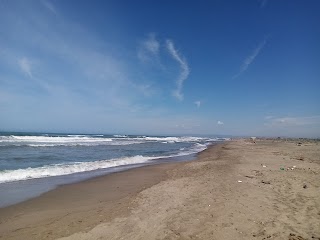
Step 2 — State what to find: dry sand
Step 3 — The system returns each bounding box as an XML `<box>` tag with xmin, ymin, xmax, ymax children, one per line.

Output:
<box><xmin>0</xmin><ymin>139</ymin><xmax>319</xmax><ymax>240</ymax></box>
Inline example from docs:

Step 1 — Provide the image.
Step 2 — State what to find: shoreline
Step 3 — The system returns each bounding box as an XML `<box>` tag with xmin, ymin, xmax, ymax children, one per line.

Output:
<box><xmin>0</xmin><ymin>146</ymin><xmax>202</xmax><ymax>208</ymax></box>
<box><xmin>0</xmin><ymin>143</ymin><xmax>215</xmax><ymax>239</ymax></box>
<box><xmin>0</xmin><ymin>133</ymin><xmax>220</xmax><ymax>208</ymax></box>
<box><xmin>0</xmin><ymin>161</ymin><xmax>186</xmax><ymax>239</ymax></box>
<box><xmin>1</xmin><ymin>139</ymin><xmax>319</xmax><ymax>240</ymax></box>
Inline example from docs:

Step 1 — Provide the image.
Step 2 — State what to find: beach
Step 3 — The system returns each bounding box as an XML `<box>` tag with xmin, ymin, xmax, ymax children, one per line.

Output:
<box><xmin>1</xmin><ymin>139</ymin><xmax>319</xmax><ymax>240</ymax></box>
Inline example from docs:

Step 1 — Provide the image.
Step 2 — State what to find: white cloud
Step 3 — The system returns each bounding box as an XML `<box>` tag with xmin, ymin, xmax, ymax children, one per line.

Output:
<box><xmin>194</xmin><ymin>100</ymin><xmax>201</xmax><ymax>108</ymax></box>
<box><xmin>1</xmin><ymin>2</ymin><xmax>208</xmax><ymax>134</ymax></box>
<box><xmin>134</xmin><ymin>83</ymin><xmax>155</xmax><ymax>97</ymax></box>
<box><xmin>233</xmin><ymin>38</ymin><xmax>267</xmax><ymax>79</ymax></box>
<box><xmin>5</xmin><ymin>4</ymin><xmax>137</xmax><ymax>104</ymax></box>
<box><xmin>264</xmin><ymin>115</ymin><xmax>274</xmax><ymax>120</ymax></box>
<box><xmin>18</xmin><ymin>57</ymin><xmax>33</xmax><ymax>78</ymax></box>
<box><xmin>217</xmin><ymin>121</ymin><xmax>224</xmax><ymax>125</ymax></box>
<box><xmin>144</xmin><ymin>34</ymin><xmax>159</xmax><ymax>55</ymax></box>
<box><xmin>137</xmin><ymin>33</ymin><xmax>160</xmax><ymax>62</ymax></box>
<box><xmin>16</xmin><ymin>56</ymin><xmax>58</xmax><ymax>92</ymax></box>
<box><xmin>41</xmin><ymin>0</ymin><xmax>57</xmax><ymax>15</ymax></box>
<box><xmin>137</xmin><ymin>35</ymin><xmax>190</xmax><ymax>101</ymax></box>
<box><xmin>166</xmin><ymin>39</ymin><xmax>190</xmax><ymax>101</ymax></box>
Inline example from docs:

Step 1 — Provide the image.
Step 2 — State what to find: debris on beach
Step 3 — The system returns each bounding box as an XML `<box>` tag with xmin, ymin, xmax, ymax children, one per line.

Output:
<box><xmin>289</xmin><ymin>233</ymin><xmax>307</xmax><ymax>240</ymax></box>
<box><xmin>261</xmin><ymin>180</ymin><xmax>271</xmax><ymax>185</ymax></box>
<box><xmin>288</xmin><ymin>166</ymin><xmax>297</xmax><ymax>170</ymax></box>
<box><xmin>245</xmin><ymin>175</ymin><xmax>255</xmax><ymax>179</ymax></box>
<box><xmin>237</xmin><ymin>180</ymin><xmax>242</xmax><ymax>183</ymax></box>
<box><xmin>250</xmin><ymin>137</ymin><xmax>256</xmax><ymax>144</ymax></box>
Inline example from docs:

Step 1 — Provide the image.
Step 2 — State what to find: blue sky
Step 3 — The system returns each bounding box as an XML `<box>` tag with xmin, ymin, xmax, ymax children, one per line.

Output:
<box><xmin>0</xmin><ymin>0</ymin><xmax>319</xmax><ymax>137</ymax></box>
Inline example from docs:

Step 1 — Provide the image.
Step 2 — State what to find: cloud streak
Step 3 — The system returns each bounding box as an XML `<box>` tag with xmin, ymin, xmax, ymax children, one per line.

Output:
<box><xmin>217</xmin><ymin>121</ymin><xmax>224</xmax><ymax>125</ymax></box>
<box><xmin>138</xmin><ymin>35</ymin><xmax>190</xmax><ymax>101</ymax></box>
<box><xmin>41</xmin><ymin>0</ymin><xmax>57</xmax><ymax>15</ymax></box>
<box><xmin>137</xmin><ymin>33</ymin><xmax>160</xmax><ymax>63</ymax></box>
<box><xmin>233</xmin><ymin>38</ymin><xmax>267</xmax><ymax>79</ymax></box>
<box><xmin>18</xmin><ymin>57</ymin><xmax>33</xmax><ymax>78</ymax></box>
<box><xmin>166</xmin><ymin>39</ymin><xmax>190</xmax><ymax>101</ymax></box>
<box><xmin>194</xmin><ymin>100</ymin><xmax>201</xmax><ymax>108</ymax></box>
<box><xmin>17</xmin><ymin>56</ymin><xmax>57</xmax><ymax>92</ymax></box>
<box><xmin>1</xmin><ymin>1</ymin><xmax>145</xmax><ymax>110</ymax></box>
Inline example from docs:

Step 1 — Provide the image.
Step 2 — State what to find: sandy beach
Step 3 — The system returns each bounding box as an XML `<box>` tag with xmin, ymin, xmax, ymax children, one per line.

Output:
<box><xmin>1</xmin><ymin>139</ymin><xmax>319</xmax><ymax>240</ymax></box>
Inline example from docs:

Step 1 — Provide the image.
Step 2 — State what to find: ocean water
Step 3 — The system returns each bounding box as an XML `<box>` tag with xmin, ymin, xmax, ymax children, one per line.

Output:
<box><xmin>0</xmin><ymin>132</ymin><xmax>228</xmax><ymax>207</ymax></box>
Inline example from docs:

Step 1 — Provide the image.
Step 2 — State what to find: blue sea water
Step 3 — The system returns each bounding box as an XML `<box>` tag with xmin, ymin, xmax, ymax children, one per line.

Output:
<box><xmin>0</xmin><ymin>132</ymin><xmax>228</xmax><ymax>207</ymax></box>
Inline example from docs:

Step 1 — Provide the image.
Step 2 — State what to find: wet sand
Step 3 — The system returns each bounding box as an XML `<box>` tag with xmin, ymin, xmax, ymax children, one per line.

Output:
<box><xmin>1</xmin><ymin>139</ymin><xmax>319</xmax><ymax>240</ymax></box>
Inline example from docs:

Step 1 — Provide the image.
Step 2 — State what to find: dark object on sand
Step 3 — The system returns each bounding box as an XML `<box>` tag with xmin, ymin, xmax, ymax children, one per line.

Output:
<box><xmin>289</xmin><ymin>233</ymin><xmax>307</xmax><ymax>240</ymax></box>
<box><xmin>261</xmin><ymin>180</ymin><xmax>271</xmax><ymax>184</ymax></box>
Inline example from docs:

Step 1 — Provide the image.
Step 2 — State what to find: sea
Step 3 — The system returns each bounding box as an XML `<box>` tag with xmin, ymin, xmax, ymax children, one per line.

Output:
<box><xmin>0</xmin><ymin>132</ymin><xmax>229</xmax><ymax>207</ymax></box>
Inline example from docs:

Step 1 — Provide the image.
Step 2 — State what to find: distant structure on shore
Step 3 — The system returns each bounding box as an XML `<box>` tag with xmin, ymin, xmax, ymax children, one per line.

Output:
<box><xmin>250</xmin><ymin>137</ymin><xmax>256</xmax><ymax>143</ymax></box>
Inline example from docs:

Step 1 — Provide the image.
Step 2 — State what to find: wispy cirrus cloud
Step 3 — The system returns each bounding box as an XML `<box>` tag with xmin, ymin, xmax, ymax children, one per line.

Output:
<box><xmin>166</xmin><ymin>39</ymin><xmax>190</xmax><ymax>101</ymax></box>
<box><xmin>137</xmin><ymin>34</ymin><xmax>190</xmax><ymax>101</ymax></box>
<box><xmin>217</xmin><ymin>121</ymin><xmax>224</xmax><ymax>125</ymax></box>
<box><xmin>17</xmin><ymin>56</ymin><xmax>57</xmax><ymax>92</ymax></box>
<box><xmin>137</xmin><ymin>33</ymin><xmax>160</xmax><ymax>63</ymax></box>
<box><xmin>41</xmin><ymin>0</ymin><xmax>57</xmax><ymax>15</ymax></box>
<box><xmin>194</xmin><ymin>100</ymin><xmax>201</xmax><ymax>108</ymax></box>
<box><xmin>1</xmin><ymin>1</ymin><xmax>197</xmax><ymax>134</ymax></box>
<box><xmin>18</xmin><ymin>57</ymin><xmax>33</xmax><ymax>78</ymax></box>
<box><xmin>233</xmin><ymin>38</ymin><xmax>267</xmax><ymax>79</ymax></box>
<box><xmin>1</xmin><ymin>1</ymin><xmax>154</xmax><ymax>112</ymax></box>
<box><xmin>264</xmin><ymin>115</ymin><xmax>274</xmax><ymax>120</ymax></box>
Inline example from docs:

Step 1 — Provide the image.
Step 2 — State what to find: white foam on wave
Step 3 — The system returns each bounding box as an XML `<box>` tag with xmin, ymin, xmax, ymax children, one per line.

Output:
<box><xmin>144</xmin><ymin>136</ymin><xmax>229</xmax><ymax>143</ymax></box>
<box><xmin>176</xmin><ymin>142</ymin><xmax>208</xmax><ymax>156</ymax></box>
<box><xmin>26</xmin><ymin>140</ymin><xmax>144</xmax><ymax>147</ymax></box>
<box><xmin>0</xmin><ymin>135</ymin><xmax>115</xmax><ymax>147</ymax></box>
<box><xmin>128</xmin><ymin>136</ymin><xmax>218</xmax><ymax>143</ymax></box>
<box><xmin>0</xmin><ymin>155</ymin><xmax>158</xmax><ymax>183</ymax></box>
<box><xmin>0</xmin><ymin>135</ymin><xmax>223</xmax><ymax>147</ymax></box>
<box><xmin>142</xmin><ymin>136</ymin><xmax>204</xmax><ymax>142</ymax></box>
<box><xmin>67</xmin><ymin>135</ymin><xmax>87</xmax><ymax>137</ymax></box>
<box><xmin>0</xmin><ymin>135</ymin><xmax>112</xmax><ymax>143</ymax></box>
<box><xmin>0</xmin><ymin>138</ymin><xmax>221</xmax><ymax>183</ymax></box>
<box><xmin>1</xmin><ymin>135</ymin><xmax>228</xmax><ymax>149</ymax></box>
<box><xmin>110</xmin><ymin>141</ymin><xmax>144</xmax><ymax>145</ymax></box>
<box><xmin>113</xmin><ymin>135</ymin><xmax>128</xmax><ymax>138</ymax></box>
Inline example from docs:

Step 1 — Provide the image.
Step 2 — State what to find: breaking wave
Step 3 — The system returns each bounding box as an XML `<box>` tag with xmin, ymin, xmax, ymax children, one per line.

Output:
<box><xmin>0</xmin><ymin>134</ymin><xmax>228</xmax><ymax>147</ymax></box>
<box><xmin>0</xmin><ymin>155</ymin><xmax>154</xmax><ymax>183</ymax></box>
<box><xmin>0</xmin><ymin>141</ymin><xmax>212</xmax><ymax>183</ymax></box>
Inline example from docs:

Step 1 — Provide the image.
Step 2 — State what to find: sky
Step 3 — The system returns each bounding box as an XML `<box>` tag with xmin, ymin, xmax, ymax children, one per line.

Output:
<box><xmin>0</xmin><ymin>0</ymin><xmax>319</xmax><ymax>137</ymax></box>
